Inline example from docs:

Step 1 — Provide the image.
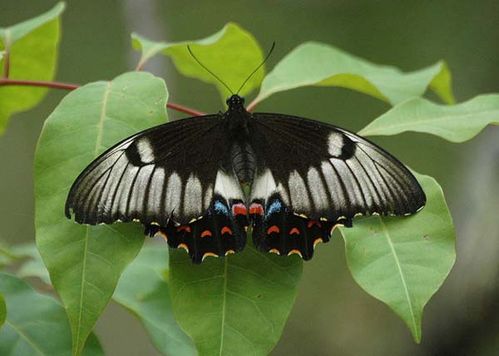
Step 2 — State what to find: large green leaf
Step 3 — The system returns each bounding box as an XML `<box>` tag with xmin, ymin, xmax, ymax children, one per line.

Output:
<box><xmin>0</xmin><ymin>2</ymin><xmax>65</xmax><ymax>134</ymax></box>
<box><xmin>251</xmin><ymin>42</ymin><xmax>454</xmax><ymax>108</ymax></box>
<box><xmin>0</xmin><ymin>273</ymin><xmax>104</xmax><ymax>356</ymax></box>
<box><xmin>35</xmin><ymin>72</ymin><xmax>168</xmax><ymax>355</ymax></box>
<box><xmin>0</xmin><ymin>242</ymin><xmax>24</xmax><ymax>269</ymax></box>
<box><xmin>6</xmin><ymin>241</ymin><xmax>196</xmax><ymax>355</ymax></box>
<box><xmin>341</xmin><ymin>173</ymin><xmax>455</xmax><ymax>342</ymax></box>
<box><xmin>132</xmin><ymin>23</ymin><xmax>265</xmax><ymax>99</ymax></box>
<box><xmin>114</xmin><ymin>243</ymin><xmax>197</xmax><ymax>356</ymax></box>
<box><xmin>359</xmin><ymin>94</ymin><xmax>499</xmax><ymax>142</ymax></box>
<box><xmin>170</xmin><ymin>244</ymin><xmax>302</xmax><ymax>355</ymax></box>
<box><xmin>13</xmin><ymin>243</ymin><xmax>51</xmax><ymax>285</ymax></box>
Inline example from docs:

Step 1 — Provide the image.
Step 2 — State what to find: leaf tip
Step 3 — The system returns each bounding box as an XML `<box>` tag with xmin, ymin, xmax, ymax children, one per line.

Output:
<box><xmin>54</xmin><ymin>1</ymin><xmax>67</xmax><ymax>13</ymax></box>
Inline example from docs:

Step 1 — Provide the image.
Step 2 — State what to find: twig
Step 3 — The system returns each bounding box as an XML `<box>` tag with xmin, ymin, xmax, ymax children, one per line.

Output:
<box><xmin>167</xmin><ymin>102</ymin><xmax>205</xmax><ymax>116</ymax></box>
<box><xmin>0</xmin><ymin>78</ymin><xmax>79</xmax><ymax>90</ymax></box>
<box><xmin>246</xmin><ymin>98</ymin><xmax>259</xmax><ymax>112</ymax></box>
<box><xmin>0</xmin><ymin>78</ymin><xmax>205</xmax><ymax>116</ymax></box>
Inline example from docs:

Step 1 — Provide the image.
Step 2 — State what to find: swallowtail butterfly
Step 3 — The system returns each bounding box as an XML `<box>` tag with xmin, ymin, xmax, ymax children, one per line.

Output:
<box><xmin>65</xmin><ymin>94</ymin><xmax>426</xmax><ymax>263</ymax></box>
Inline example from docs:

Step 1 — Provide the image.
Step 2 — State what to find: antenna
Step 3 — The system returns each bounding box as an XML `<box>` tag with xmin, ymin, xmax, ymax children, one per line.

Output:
<box><xmin>236</xmin><ymin>41</ymin><xmax>276</xmax><ymax>95</ymax></box>
<box><xmin>187</xmin><ymin>45</ymin><xmax>234</xmax><ymax>95</ymax></box>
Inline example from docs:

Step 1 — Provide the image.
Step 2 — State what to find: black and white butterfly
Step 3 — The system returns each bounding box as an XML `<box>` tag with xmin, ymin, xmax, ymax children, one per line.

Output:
<box><xmin>65</xmin><ymin>94</ymin><xmax>426</xmax><ymax>263</ymax></box>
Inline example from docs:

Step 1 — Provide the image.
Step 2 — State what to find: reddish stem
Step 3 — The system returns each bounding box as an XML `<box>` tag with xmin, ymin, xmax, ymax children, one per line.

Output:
<box><xmin>167</xmin><ymin>102</ymin><xmax>205</xmax><ymax>116</ymax></box>
<box><xmin>246</xmin><ymin>98</ymin><xmax>259</xmax><ymax>112</ymax></box>
<box><xmin>0</xmin><ymin>78</ymin><xmax>205</xmax><ymax>116</ymax></box>
<box><xmin>0</xmin><ymin>78</ymin><xmax>79</xmax><ymax>90</ymax></box>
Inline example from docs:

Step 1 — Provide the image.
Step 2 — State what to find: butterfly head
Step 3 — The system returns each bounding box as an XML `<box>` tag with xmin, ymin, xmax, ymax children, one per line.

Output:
<box><xmin>226</xmin><ymin>95</ymin><xmax>246</xmax><ymax>112</ymax></box>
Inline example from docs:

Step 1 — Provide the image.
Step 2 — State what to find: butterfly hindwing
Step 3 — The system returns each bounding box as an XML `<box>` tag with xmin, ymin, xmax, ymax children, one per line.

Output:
<box><xmin>145</xmin><ymin>194</ymin><xmax>248</xmax><ymax>263</ymax></box>
<box><xmin>250</xmin><ymin>195</ymin><xmax>334</xmax><ymax>260</ymax></box>
<box><xmin>248</xmin><ymin>113</ymin><xmax>425</xmax><ymax>257</ymax></box>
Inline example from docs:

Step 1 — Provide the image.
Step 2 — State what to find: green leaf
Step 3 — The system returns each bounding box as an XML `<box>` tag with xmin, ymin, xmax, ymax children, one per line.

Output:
<box><xmin>81</xmin><ymin>334</ymin><xmax>104</xmax><ymax>356</ymax></box>
<box><xmin>14</xmin><ymin>244</ymin><xmax>51</xmax><ymax>285</ymax></box>
<box><xmin>114</xmin><ymin>243</ymin><xmax>197</xmax><ymax>356</ymax></box>
<box><xmin>0</xmin><ymin>273</ymin><xmax>104</xmax><ymax>356</ymax></box>
<box><xmin>0</xmin><ymin>2</ymin><xmax>65</xmax><ymax>134</ymax></box>
<box><xmin>252</xmin><ymin>42</ymin><xmax>454</xmax><ymax>108</ymax></box>
<box><xmin>0</xmin><ymin>3</ymin><xmax>65</xmax><ymax>43</ymax></box>
<box><xmin>170</xmin><ymin>244</ymin><xmax>302</xmax><ymax>355</ymax></box>
<box><xmin>0</xmin><ymin>242</ymin><xmax>25</xmax><ymax>269</ymax></box>
<box><xmin>132</xmin><ymin>23</ymin><xmax>265</xmax><ymax>99</ymax></box>
<box><xmin>359</xmin><ymin>94</ymin><xmax>499</xmax><ymax>142</ymax></box>
<box><xmin>11</xmin><ymin>241</ymin><xmax>196</xmax><ymax>355</ymax></box>
<box><xmin>35</xmin><ymin>72</ymin><xmax>168</xmax><ymax>355</ymax></box>
<box><xmin>0</xmin><ymin>293</ymin><xmax>5</xmax><ymax>327</ymax></box>
<box><xmin>341</xmin><ymin>173</ymin><xmax>455</xmax><ymax>342</ymax></box>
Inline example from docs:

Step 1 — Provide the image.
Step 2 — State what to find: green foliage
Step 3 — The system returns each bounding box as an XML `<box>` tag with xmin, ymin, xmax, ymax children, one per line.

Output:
<box><xmin>359</xmin><ymin>94</ymin><xmax>499</xmax><ymax>142</ymax></box>
<box><xmin>170</xmin><ymin>244</ymin><xmax>302</xmax><ymax>355</ymax></box>
<box><xmin>3</xmin><ymin>4</ymin><xmax>495</xmax><ymax>354</ymax></box>
<box><xmin>0</xmin><ymin>2</ymin><xmax>64</xmax><ymax>134</ymax></box>
<box><xmin>34</xmin><ymin>72</ymin><xmax>168</xmax><ymax>355</ymax></box>
<box><xmin>132</xmin><ymin>23</ymin><xmax>265</xmax><ymax>100</ymax></box>
<box><xmin>6</xmin><ymin>242</ymin><xmax>195</xmax><ymax>356</ymax></box>
<box><xmin>341</xmin><ymin>174</ymin><xmax>455</xmax><ymax>342</ymax></box>
<box><xmin>252</xmin><ymin>42</ymin><xmax>454</xmax><ymax>107</ymax></box>
<box><xmin>114</xmin><ymin>243</ymin><xmax>197</xmax><ymax>356</ymax></box>
<box><xmin>15</xmin><ymin>244</ymin><xmax>51</xmax><ymax>284</ymax></box>
<box><xmin>0</xmin><ymin>273</ymin><xmax>103</xmax><ymax>356</ymax></box>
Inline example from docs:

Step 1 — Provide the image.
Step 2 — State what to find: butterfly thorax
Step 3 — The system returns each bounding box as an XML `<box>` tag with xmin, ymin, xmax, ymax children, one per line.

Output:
<box><xmin>224</xmin><ymin>95</ymin><xmax>249</xmax><ymax>131</ymax></box>
<box><xmin>224</xmin><ymin>95</ymin><xmax>256</xmax><ymax>185</ymax></box>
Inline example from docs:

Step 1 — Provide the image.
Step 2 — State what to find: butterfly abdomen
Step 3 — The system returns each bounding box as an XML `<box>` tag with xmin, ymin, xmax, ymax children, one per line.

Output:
<box><xmin>230</xmin><ymin>142</ymin><xmax>257</xmax><ymax>184</ymax></box>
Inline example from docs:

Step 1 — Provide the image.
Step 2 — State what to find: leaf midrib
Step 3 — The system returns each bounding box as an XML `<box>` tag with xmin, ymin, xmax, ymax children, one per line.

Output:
<box><xmin>74</xmin><ymin>81</ymin><xmax>112</xmax><ymax>355</ymax></box>
<box><xmin>218</xmin><ymin>258</ymin><xmax>228</xmax><ymax>356</ymax></box>
<box><xmin>363</xmin><ymin>108</ymin><xmax>499</xmax><ymax>134</ymax></box>
<box><xmin>379</xmin><ymin>218</ymin><xmax>418</xmax><ymax>336</ymax></box>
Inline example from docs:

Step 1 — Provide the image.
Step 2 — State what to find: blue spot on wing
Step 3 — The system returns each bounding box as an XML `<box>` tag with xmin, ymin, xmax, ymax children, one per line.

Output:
<box><xmin>214</xmin><ymin>200</ymin><xmax>229</xmax><ymax>215</ymax></box>
<box><xmin>265</xmin><ymin>199</ymin><xmax>283</xmax><ymax>218</ymax></box>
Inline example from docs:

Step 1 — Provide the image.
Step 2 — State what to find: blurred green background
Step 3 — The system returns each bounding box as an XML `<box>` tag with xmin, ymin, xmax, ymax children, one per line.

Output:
<box><xmin>1</xmin><ymin>0</ymin><xmax>498</xmax><ymax>355</ymax></box>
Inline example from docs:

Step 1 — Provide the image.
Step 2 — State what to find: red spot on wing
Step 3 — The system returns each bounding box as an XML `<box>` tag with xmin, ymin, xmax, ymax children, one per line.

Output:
<box><xmin>232</xmin><ymin>203</ymin><xmax>247</xmax><ymax>216</ymax></box>
<box><xmin>267</xmin><ymin>225</ymin><xmax>280</xmax><ymax>234</ymax></box>
<box><xmin>249</xmin><ymin>203</ymin><xmax>264</xmax><ymax>216</ymax></box>
<box><xmin>221</xmin><ymin>226</ymin><xmax>233</xmax><ymax>235</ymax></box>
<box><xmin>200</xmin><ymin>230</ymin><xmax>212</xmax><ymax>238</ymax></box>
<box><xmin>289</xmin><ymin>227</ymin><xmax>300</xmax><ymax>235</ymax></box>
<box><xmin>177</xmin><ymin>225</ymin><xmax>192</xmax><ymax>233</ymax></box>
<box><xmin>307</xmin><ymin>220</ymin><xmax>322</xmax><ymax>228</ymax></box>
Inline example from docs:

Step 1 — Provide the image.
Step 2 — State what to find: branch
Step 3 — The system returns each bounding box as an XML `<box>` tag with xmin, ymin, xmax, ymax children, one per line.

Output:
<box><xmin>0</xmin><ymin>78</ymin><xmax>205</xmax><ymax>116</ymax></box>
<box><xmin>0</xmin><ymin>78</ymin><xmax>78</xmax><ymax>90</ymax></box>
<box><xmin>167</xmin><ymin>102</ymin><xmax>205</xmax><ymax>116</ymax></box>
<box><xmin>246</xmin><ymin>98</ymin><xmax>259</xmax><ymax>112</ymax></box>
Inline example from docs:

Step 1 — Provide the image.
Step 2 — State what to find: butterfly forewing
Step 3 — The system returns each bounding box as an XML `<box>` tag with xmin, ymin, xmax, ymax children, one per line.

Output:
<box><xmin>65</xmin><ymin>114</ymin><xmax>248</xmax><ymax>263</ymax></box>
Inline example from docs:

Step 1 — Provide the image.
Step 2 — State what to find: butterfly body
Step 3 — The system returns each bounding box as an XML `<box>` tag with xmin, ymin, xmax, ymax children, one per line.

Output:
<box><xmin>66</xmin><ymin>95</ymin><xmax>425</xmax><ymax>263</ymax></box>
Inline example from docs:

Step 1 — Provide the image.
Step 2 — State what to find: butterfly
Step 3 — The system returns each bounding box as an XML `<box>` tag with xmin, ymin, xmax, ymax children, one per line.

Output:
<box><xmin>65</xmin><ymin>93</ymin><xmax>426</xmax><ymax>264</ymax></box>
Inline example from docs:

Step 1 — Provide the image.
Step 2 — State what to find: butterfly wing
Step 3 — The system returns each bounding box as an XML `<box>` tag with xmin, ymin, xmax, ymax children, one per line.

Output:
<box><xmin>248</xmin><ymin>113</ymin><xmax>426</xmax><ymax>260</ymax></box>
<box><xmin>65</xmin><ymin>115</ymin><xmax>248</xmax><ymax>263</ymax></box>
